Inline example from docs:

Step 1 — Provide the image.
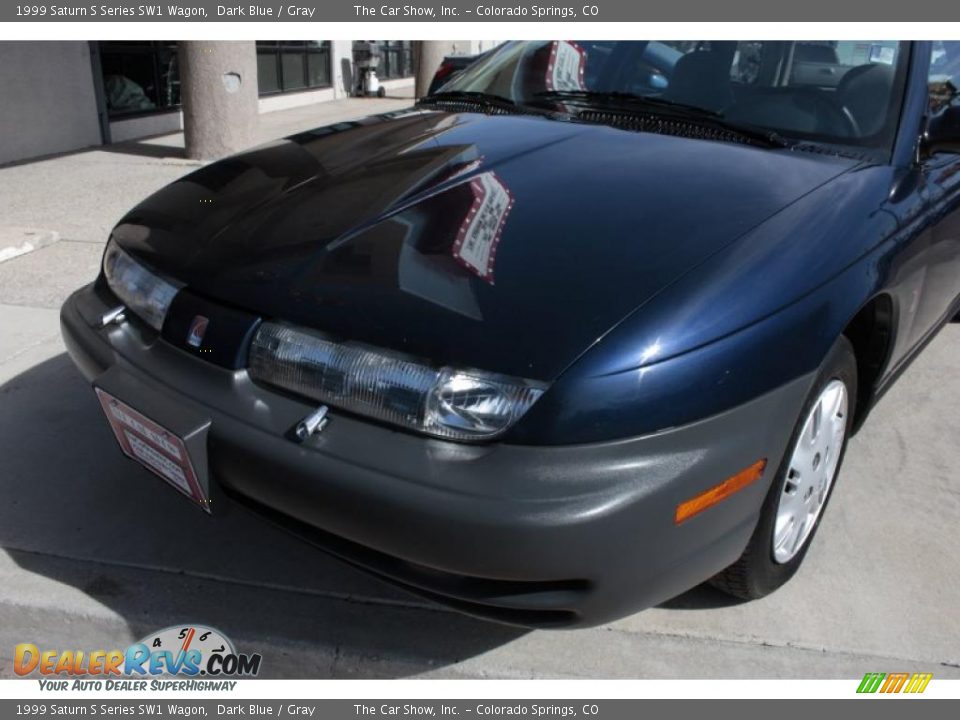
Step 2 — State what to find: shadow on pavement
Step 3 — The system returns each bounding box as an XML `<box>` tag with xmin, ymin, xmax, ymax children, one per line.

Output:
<box><xmin>100</xmin><ymin>141</ymin><xmax>187</xmax><ymax>160</ymax></box>
<box><xmin>0</xmin><ymin>353</ymin><xmax>525</xmax><ymax>677</ymax></box>
<box><xmin>656</xmin><ymin>584</ymin><xmax>747</xmax><ymax>610</ymax></box>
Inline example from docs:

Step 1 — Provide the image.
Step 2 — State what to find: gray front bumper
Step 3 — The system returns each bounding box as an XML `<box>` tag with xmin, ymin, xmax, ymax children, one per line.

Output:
<box><xmin>61</xmin><ymin>282</ymin><xmax>812</xmax><ymax>627</ymax></box>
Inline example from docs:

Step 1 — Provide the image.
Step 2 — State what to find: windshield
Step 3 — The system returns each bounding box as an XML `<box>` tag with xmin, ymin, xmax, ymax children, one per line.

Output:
<box><xmin>437</xmin><ymin>41</ymin><xmax>910</xmax><ymax>151</ymax></box>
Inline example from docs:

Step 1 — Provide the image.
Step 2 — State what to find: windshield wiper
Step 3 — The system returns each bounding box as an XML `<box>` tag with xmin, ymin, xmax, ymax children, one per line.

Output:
<box><xmin>417</xmin><ymin>91</ymin><xmax>523</xmax><ymax>112</ymax></box>
<box><xmin>532</xmin><ymin>90</ymin><xmax>793</xmax><ymax>148</ymax></box>
<box><xmin>534</xmin><ymin>89</ymin><xmax>720</xmax><ymax>116</ymax></box>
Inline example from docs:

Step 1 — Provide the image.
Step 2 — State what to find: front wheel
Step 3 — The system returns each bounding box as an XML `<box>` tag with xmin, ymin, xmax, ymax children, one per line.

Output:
<box><xmin>710</xmin><ymin>335</ymin><xmax>857</xmax><ymax>600</ymax></box>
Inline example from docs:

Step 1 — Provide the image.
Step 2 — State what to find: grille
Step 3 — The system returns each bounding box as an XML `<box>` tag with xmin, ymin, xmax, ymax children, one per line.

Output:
<box><xmin>575</xmin><ymin>110</ymin><xmax>761</xmax><ymax>146</ymax></box>
<box><xmin>788</xmin><ymin>141</ymin><xmax>871</xmax><ymax>161</ymax></box>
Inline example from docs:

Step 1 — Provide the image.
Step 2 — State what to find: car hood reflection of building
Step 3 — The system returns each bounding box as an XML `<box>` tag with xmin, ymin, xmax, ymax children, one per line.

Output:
<box><xmin>395</xmin><ymin>164</ymin><xmax>514</xmax><ymax>321</ymax></box>
<box><xmin>112</xmin><ymin>109</ymin><xmax>860</xmax><ymax>382</ymax></box>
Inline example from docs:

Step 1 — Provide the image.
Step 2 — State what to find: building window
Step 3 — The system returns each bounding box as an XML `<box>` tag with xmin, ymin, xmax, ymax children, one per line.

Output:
<box><xmin>378</xmin><ymin>41</ymin><xmax>414</xmax><ymax>80</ymax></box>
<box><xmin>99</xmin><ymin>41</ymin><xmax>180</xmax><ymax>118</ymax></box>
<box><xmin>98</xmin><ymin>41</ymin><xmax>334</xmax><ymax>116</ymax></box>
<box><xmin>256</xmin><ymin>41</ymin><xmax>332</xmax><ymax>95</ymax></box>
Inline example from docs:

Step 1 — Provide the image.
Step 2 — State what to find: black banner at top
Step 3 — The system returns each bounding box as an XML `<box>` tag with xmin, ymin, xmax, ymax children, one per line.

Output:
<box><xmin>4</xmin><ymin>0</ymin><xmax>960</xmax><ymax>22</ymax></box>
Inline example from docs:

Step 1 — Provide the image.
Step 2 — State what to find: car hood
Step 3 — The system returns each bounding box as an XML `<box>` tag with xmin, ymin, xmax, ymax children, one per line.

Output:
<box><xmin>113</xmin><ymin>109</ymin><xmax>858</xmax><ymax>381</ymax></box>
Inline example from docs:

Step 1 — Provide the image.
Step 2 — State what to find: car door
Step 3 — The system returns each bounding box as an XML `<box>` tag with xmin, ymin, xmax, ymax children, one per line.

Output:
<box><xmin>908</xmin><ymin>41</ymin><xmax>960</xmax><ymax>344</ymax></box>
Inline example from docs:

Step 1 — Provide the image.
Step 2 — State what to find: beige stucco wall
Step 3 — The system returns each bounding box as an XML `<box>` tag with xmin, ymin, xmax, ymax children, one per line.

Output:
<box><xmin>0</xmin><ymin>42</ymin><xmax>102</xmax><ymax>165</ymax></box>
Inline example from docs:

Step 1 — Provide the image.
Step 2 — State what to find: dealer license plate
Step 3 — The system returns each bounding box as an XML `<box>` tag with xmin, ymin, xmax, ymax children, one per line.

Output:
<box><xmin>95</xmin><ymin>388</ymin><xmax>211</xmax><ymax>513</ymax></box>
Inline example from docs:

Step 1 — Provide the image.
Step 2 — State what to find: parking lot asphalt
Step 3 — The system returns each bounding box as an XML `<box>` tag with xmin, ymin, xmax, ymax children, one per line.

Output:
<box><xmin>1</xmin><ymin>94</ymin><xmax>958</xmax><ymax>679</ymax></box>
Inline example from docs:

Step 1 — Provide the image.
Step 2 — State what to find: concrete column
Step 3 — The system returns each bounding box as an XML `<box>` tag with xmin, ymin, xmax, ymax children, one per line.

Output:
<box><xmin>414</xmin><ymin>41</ymin><xmax>456</xmax><ymax>98</ymax></box>
<box><xmin>331</xmin><ymin>41</ymin><xmax>354</xmax><ymax>98</ymax></box>
<box><xmin>179</xmin><ymin>41</ymin><xmax>258</xmax><ymax>160</ymax></box>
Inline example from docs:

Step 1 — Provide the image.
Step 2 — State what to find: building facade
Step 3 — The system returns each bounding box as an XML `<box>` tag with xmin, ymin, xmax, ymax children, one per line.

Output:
<box><xmin>0</xmin><ymin>40</ymin><xmax>495</xmax><ymax>166</ymax></box>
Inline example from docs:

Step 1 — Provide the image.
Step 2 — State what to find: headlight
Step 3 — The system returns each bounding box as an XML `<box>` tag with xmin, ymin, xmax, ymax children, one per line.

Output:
<box><xmin>102</xmin><ymin>241</ymin><xmax>181</xmax><ymax>331</ymax></box>
<box><xmin>249</xmin><ymin>323</ymin><xmax>546</xmax><ymax>442</ymax></box>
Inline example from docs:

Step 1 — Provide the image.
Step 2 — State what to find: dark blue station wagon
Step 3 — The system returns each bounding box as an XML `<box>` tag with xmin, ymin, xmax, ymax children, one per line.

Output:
<box><xmin>62</xmin><ymin>41</ymin><xmax>960</xmax><ymax>626</ymax></box>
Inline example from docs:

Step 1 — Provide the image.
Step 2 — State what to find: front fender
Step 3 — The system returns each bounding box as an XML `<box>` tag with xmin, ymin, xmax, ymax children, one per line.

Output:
<box><xmin>510</xmin><ymin>165</ymin><xmax>904</xmax><ymax>444</ymax></box>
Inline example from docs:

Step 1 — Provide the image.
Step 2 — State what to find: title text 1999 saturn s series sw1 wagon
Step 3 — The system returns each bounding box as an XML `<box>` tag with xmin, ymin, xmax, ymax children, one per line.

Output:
<box><xmin>61</xmin><ymin>40</ymin><xmax>960</xmax><ymax>627</ymax></box>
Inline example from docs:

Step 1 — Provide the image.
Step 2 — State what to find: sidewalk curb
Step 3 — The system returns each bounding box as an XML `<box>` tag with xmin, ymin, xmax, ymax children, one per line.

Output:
<box><xmin>0</xmin><ymin>227</ymin><xmax>59</xmax><ymax>264</ymax></box>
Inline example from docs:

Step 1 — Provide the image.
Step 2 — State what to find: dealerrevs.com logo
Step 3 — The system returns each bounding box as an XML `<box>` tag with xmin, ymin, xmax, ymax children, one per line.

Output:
<box><xmin>15</xmin><ymin>625</ymin><xmax>262</xmax><ymax>691</ymax></box>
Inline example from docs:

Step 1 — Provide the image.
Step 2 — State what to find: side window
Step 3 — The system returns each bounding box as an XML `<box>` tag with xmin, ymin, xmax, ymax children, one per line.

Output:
<box><xmin>929</xmin><ymin>41</ymin><xmax>960</xmax><ymax>113</ymax></box>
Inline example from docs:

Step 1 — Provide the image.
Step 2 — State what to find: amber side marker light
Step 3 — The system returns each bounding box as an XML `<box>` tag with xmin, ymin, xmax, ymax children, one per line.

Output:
<box><xmin>674</xmin><ymin>459</ymin><xmax>768</xmax><ymax>525</ymax></box>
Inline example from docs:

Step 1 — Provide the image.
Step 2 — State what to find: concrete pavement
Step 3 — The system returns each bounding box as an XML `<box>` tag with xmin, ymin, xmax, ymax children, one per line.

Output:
<box><xmin>1</xmin><ymin>93</ymin><xmax>958</xmax><ymax>679</ymax></box>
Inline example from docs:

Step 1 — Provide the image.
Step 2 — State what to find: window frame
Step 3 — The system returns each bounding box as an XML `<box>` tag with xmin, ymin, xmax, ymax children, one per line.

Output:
<box><xmin>98</xmin><ymin>40</ymin><xmax>181</xmax><ymax>120</ymax></box>
<box><xmin>377</xmin><ymin>41</ymin><xmax>414</xmax><ymax>80</ymax></box>
<box><xmin>256</xmin><ymin>41</ymin><xmax>333</xmax><ymax>96</ymax></box>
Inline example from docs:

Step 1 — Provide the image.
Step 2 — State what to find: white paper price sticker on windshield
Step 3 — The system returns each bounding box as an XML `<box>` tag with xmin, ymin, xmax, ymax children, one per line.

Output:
<box><xmin>452</xmin><ymin>172</ymin><xmax>515</xmax><ymax>284</ymax></box>
<box><xmin>546</xmin><ymin>41</ymin><xmax>586</xmax><ymax>91</ymax></box>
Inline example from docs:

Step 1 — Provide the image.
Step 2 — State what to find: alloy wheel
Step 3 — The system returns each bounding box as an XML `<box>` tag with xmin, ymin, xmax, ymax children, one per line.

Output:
<box><xmin>773</xmin><ymin>379</ymin><xmax>848</xmax><ymax>564</ymax></box>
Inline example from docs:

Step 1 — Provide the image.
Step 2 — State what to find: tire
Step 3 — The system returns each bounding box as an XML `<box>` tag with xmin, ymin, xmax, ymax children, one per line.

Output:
<box><xmin>710</xmin><ymin>335</ymin><xmax>857</xmax><ymax>600</ymax></box>
<box><xmin>377</xmin><ymin>87</ymin><xmax>387</xmax><ymax>98</ymax></box>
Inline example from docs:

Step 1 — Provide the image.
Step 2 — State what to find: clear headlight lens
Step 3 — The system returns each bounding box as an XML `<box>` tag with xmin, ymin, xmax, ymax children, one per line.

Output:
<box><xmin>249</xmin><ymin>323</ymin><xmax>546</xmax><ymax>442</ymax></box>
<box><xmin>102</xmin><ymin>241</ymin><xmax>181</xmax><ymax>331</ymax></box>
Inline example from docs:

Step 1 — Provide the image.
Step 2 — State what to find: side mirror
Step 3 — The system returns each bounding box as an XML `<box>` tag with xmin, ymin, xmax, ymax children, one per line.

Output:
<box><xmin>923</xmin><ymin>104</ymin><xmax>960</xmax><ymax>156</ymax></box>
